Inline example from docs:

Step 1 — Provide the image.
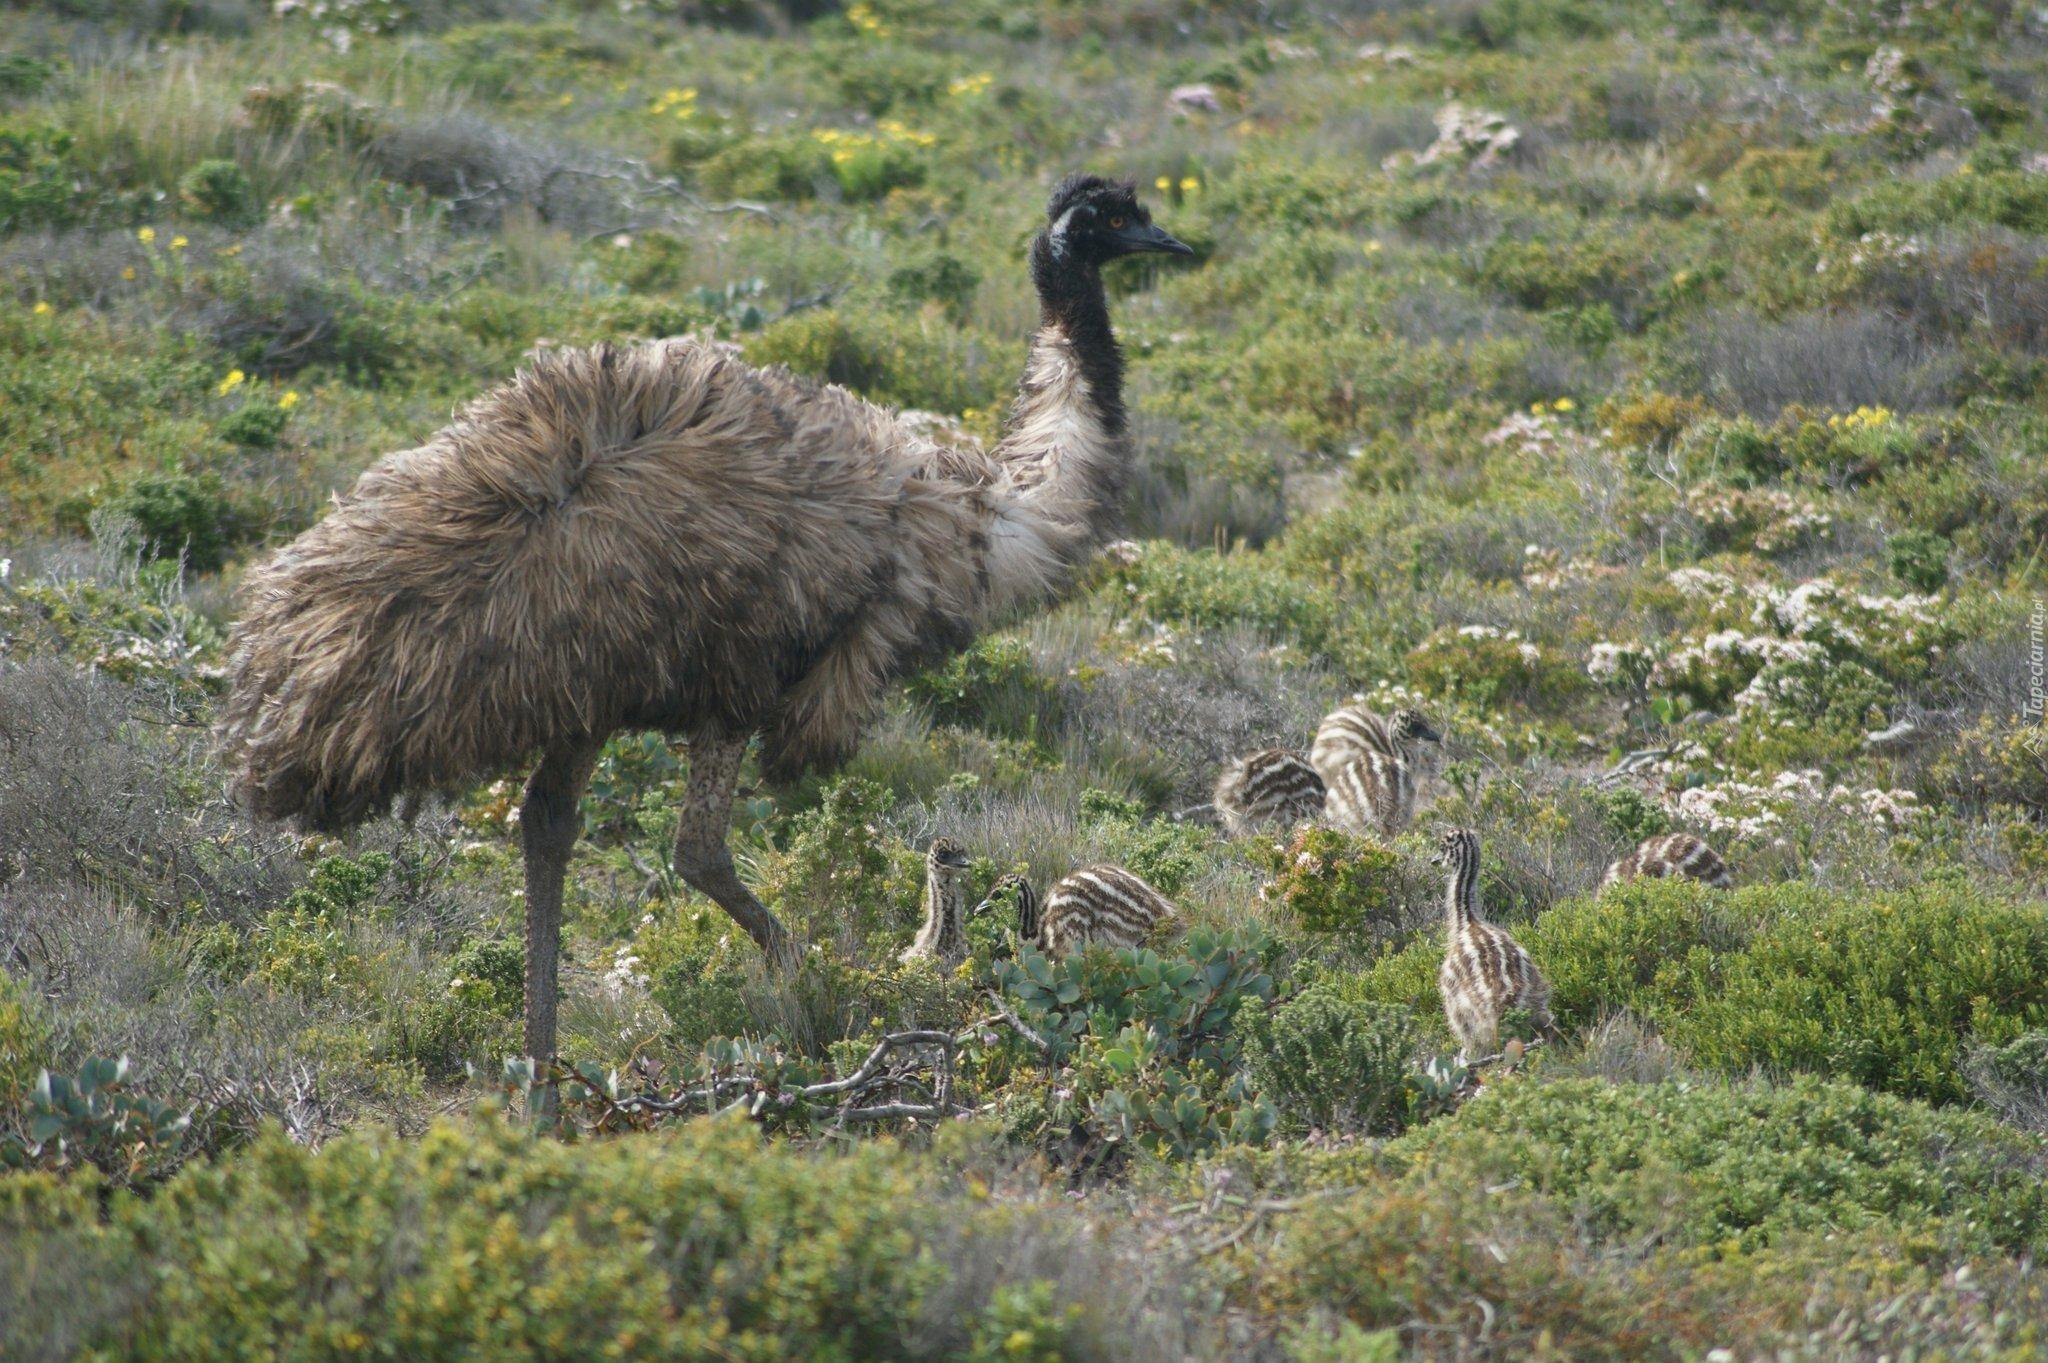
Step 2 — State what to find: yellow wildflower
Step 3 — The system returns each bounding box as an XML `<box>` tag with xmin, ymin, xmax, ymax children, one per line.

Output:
<box><xmin>169</xmin><ymin>235</ymin><xmax>188</xmax><ymax>250</ymax></box>
<box><xmin>1179</xmin><ymin>175</ymin><xmax>1200</xmax><ymax>193</ymax></box>
<box><xmin>32</xmin><ymin>300</ymin><xmax>51</xmax><ymax>315</ymax></box>
<box><xmin>1155</xmin><ymin>175</ymin><xmax>1172</xmax><ymax>192</ymax></box>
<box><xmin>121</xmin><ymin>266</ymin><xmax>137</xmax><ymax>281</ymax></box>
<box><xmin>137</xmin><ymin>226</ymin><xmax>156</xmax><ymax>244</ymax></box>
<box><xmin>217</xmin><ymin>369</ymin><xmax>246</xmax><ymax>397</ymax></box>
<box><xmin>279</xmin><ymin>390</ymin><xmax>301</xmax><ymax>410</ymax></box>
<box><xmin>1553</xmin><ymin>397</ymin><xmax>1576</xmax><ymax>412</ymax></box>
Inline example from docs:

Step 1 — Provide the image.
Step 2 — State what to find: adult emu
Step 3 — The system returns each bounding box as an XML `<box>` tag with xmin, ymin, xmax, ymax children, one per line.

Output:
<box><xmin>216</xmin><ymin>174</ymin><xmax>1190</xmax><ymax>1062</ymax></box>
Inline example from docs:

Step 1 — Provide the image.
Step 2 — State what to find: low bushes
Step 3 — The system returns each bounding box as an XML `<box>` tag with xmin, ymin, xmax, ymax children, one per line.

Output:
<box><xmin>1239</xmin><ymin>986</ymin><xmax>1417</xmax><ymax>1137</ymax></box>
<box><xmin>991</xmin><ymin>929</ymin><xmax>1279</xmax><ymax>1162</ymax></box>
<box><xmin>1351</xmin><ymin>879</ymin><xmax>2048</xmax><ymax>1104</ymax></box>
<box><xmin>1232</xmin><ymin>1074</ymin><xmax>2048</xmax><ymax>1359</ymax></box>
<box><xmin>1387</xmin><ymin>1075</ymin><xmax>2048</xmax><ymax>1255</ymax></box>
<box><xmin>0</xmin><ymin>1117</ymin><xmax>1166</xmax><ymax>1362</ymax></box>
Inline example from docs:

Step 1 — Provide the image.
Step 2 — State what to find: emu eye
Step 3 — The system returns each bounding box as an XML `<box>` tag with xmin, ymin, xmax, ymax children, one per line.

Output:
<box><xmin>1107</xmin><ymin>215</ymin><xmax>1127</xmax><ymax>230</ymax></box>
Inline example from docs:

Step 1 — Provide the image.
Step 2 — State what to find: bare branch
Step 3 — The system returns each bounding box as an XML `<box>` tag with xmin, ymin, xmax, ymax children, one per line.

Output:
<box><xmin>970</xmin><ymin>993</ymin><xmax>1054</xmax><ymax>1054</ymax></box>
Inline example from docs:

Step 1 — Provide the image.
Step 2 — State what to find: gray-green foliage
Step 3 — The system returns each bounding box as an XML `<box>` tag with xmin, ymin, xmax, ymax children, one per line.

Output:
<box><xmin>1240</xmin><ymin>987</ymin><xmax>1417</xmax><ymax>1137</ymax></box>
<box><xmin>993</xmin><ymin>928</ymin><xmax>1279</xmax><ymax>1161</ymax></box>
<box><xmin>0</xmin><ymin>1056</ymin><xmax>192</xmax><ymax>1187</ymax></box>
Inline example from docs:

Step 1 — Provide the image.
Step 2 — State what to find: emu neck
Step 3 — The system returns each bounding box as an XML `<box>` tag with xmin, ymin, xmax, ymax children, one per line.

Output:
<box><xmin>1026</xmin><ymin>235</ymin><xmax>1125</xmax><ymax>433</ymax></box>
<box><xmin>915</xmin><ymin>873</ymin><xmax>965</xmax><ymax>957</ymax></box>
<box><xmin>1014</xmin><ymin>879</ymin><xmax>1041</xmax><ymax>946</ymax></box>
<box><xmin>986</xmin><ymin>235</ymin><xmax>1130</xmax><ymax>546</ymax></box>
<box><xmin>1445</xmin><ymin>860</ymin><xmax>1482</xmax><ymax>931</ymax></box>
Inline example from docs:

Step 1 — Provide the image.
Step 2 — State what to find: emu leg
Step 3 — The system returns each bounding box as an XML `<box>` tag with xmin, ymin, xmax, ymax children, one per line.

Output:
<box><xmin>674</xmin><ymin>731</ymin><xmax>796</xmax><ymax>967</ymax></box>
<box><xmin>521</xmin><ymin>739</ymin><xmax>602</xmax><ymax>1068</ymax></box>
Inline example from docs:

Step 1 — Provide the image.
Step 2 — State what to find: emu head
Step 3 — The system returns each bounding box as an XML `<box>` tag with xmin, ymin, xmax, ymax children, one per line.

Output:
<box><xmin>972</xmin><ymin>872</ymin><xmax>1026</xmax><ymax>918</ymax></box>
<box><xmin>927</xmin><ymin>836</ymin><xmax>971</xmax><ymax>884</ymax></box>
<box><xmin>1043</xmin><ymin>174</ymin><xmax>1193</xmax><ymax>266</ymax></box>
<box><xmin>1391</xmin><ymin>708</ymin><xmax>1442</xmax><ymax>745</ymax></box>
<box><xmin>1430</xmin><ymin>827</ymin><xmax>1480</xmax><ymax>869</ymax></box>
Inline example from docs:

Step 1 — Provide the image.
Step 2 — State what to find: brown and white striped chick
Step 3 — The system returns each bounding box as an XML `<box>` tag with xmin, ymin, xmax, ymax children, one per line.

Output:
<box><xmin>1042</xmin><ymin>865</ymin><xmax>1176</xmax><ymax>955</ymax></box>
<box><xmin>1432</xmin><ymin>828</ymin><xmax>1555</xmax><ymax>1059</ymax></box>
<box><xmin>1212</xmin><ymin>748</ymin><xmax>1327</xmax><ymax>836</ymax></box>
<box><xmin>1600</xmin><ymin>833</ymin><xmax>1733</xmax><ymax>893</ymax></box>
<box><xmin>900</xmin><ymin>837</ymin><xmax>974</xmax><ymax>968</ymax></box>
<box><xmin>980</xmin><ymin>866</ymin><xmax>1174</xmax><ymax>956</ymax></box>
<box><xmin>1311</xmin><ymin>705</ymin><xmax>1441</xmax><ymax>838</ymax></box>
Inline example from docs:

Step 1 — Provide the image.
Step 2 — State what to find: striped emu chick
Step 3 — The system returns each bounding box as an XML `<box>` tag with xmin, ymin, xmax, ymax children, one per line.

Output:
<box><xmin>1311</xmin><ymin>706</ymin><xmax>1441</xmax><ymax>838</ymax></box>
<box><xmin>1601</xmin><ymin>833</ymin><xmax>1733</xmax><ymax>893</ymax></box>
<box><xmin>1433</xmin><ymin>828</ymin><xmax>1555</xmax><ymax>1057</ymax></box>
<box><xmin>1040</xmin><ymin>866</ymin><xmax>1176</xmax><ymax>956</ymax></box>
<box><xmin>900</xmin><ymin>838</ymin><xmax>974</xmax><ymax>967</ymax></box>
<box><xmin>1213</xmin><ymin>749</ymin><xmax>1326</xmax><ymax>835</ymax></box>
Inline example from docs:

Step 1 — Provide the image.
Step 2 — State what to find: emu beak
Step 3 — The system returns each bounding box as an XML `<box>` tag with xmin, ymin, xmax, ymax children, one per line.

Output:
<box><xmin>1119</xmin><ymin>222</ymin><xmax>1195</xmax><ymax>256</ymax></box>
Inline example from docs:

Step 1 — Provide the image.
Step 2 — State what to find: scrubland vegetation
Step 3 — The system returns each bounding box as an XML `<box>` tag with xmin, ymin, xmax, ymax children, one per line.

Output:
<box><xmin>3</xmin><ymin>0</ymin><xmax>2048</xmax><ymax>1356</ymax></box>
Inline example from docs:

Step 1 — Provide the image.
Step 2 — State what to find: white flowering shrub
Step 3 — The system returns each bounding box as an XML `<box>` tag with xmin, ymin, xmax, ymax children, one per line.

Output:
<box><xmin>1405</xmin><ymin>624</ymin><xmax>1583</xmax><ymax>711</ymax></box>
<box><xmin>1605</xmin><ymin>571</ymin><xmax>1955</xmax><ymax>743</ymax></box>
<box><xmin>1671</xmin><ymin>769</ymin><xmax>1925</xmax><ymax>849</ymax></box>
<box><xmin>1684</xmin><ymin>483</ymin><xmax>1833</xmax><ymax>555</ymax></box>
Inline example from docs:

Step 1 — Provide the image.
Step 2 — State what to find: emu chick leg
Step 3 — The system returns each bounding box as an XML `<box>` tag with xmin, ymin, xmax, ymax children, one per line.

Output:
<box><xmin>521</xmin><ymin>739</ymin><xmax>602</xmax><ymax>1065</ymax></box>
<box><xmin>675</xmin><ymin>732</ymin><xmax>795</xmax><ymax>966</ymax></box>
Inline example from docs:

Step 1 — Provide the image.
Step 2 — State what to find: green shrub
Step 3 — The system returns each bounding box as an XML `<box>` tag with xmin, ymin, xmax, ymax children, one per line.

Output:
<box><xmin>700</xmin><ymin>128</ymin><xmax>927</xmax><ymax>203</ymax></box>
<box><xmin>0</xmin><ymin>54</ymin><xmax>56</xmax><ymax>100</ymax></box>
<box><xmin>1888</xmin><ymin>528</ymin><xmax>1951</xmax><ymax>591</ymax></box>
<box><xmin>1594</xmin><ymin>786</ymin><xmax>1669</xmax><ymax>845</ymax></box>
<box><xmin>176</xmin><ymin>158</ymin><xmax>256</xmax><ymax>224</ymax></box>
<box><xmin>1828</xmin><ymin>168</ymin><xmax>2048</xmax><ymax>238</ymax></box>
<box><xmin>1403</xmin><ymin>624</ymin><xmax>1585</xmax><ymax>711</ymax></box>
<box><xmin>215</xmin><ymin>399</ymin><xmax>290</xmax><ymax>450</ymax></box>
<box><xmin>1095</xmin><ymin>541</ymin><xmax>1345</xmax><ymax>663</ymax></box>
<box><xmin>0</xmin><ymin>1056</ymin><xmax>193</xmax><ymax>1188</ymax></box>
<box><xmin>904</xmin><ymin>635</ymin><xmax>1061</xmax><ymax>746</ymax></box>
<box><xmin>1240</xmin><ymin>987</ymin><xmax>1417</xmax><ymax>1136</ymax></box>
<box><xmin>395</xmin><ymin>937</ymin><xmax>523</xmax><ymax>1080</ymax></box>
<box><xmin>699</xmin><ymin>131</ymin><xmax>830</xmax><ymax>201</ymax></box>
<box><xmin>0</xmin><ymin>122</ymin><xmax>89</xmax><ymax>231</ymax></box>
<box><xmin>581</xmin><ymin>731</ymin><xmax>687</xmax><ymax>845</ymax></box>
<box><xmin>0</xmin><ymin>1117</ymin><xmax>1124</xmax><ymax>1360</ymax></box>
<box><xmin>886</xmin><ymin>248</ymin><xmax>981</xmax><ymax>320</ymax></box>
<box><xmin>1354</xmin><ymin>880</ymin><xmax>2048</xmax><ymax>1104</ymax></box>
<box><xmin>993</xmin><ymin>928</ymin><xmax>1279</xmax><ymax>1161</ymax></box>
<box><xmin>106</xmin><ymin>472</ymin><xmax>244</xmax><ymax>572</ymax></box>
<box><xmin>0</xmin><ymin>972</ymin><xmax>53</xmax><ymax>1110</ymax></box>
<box><xmin>598</xmin><ymin>230</ymin><xmax>694</xmax><ymax>293</ymax></box>
<box><xmin>757</xmin><ymin>777</ymin><xmax>917</xmax><ymax>949</ymax></box>
<box><xmin>647</xmin><ymin>913</ymin><xmax>756</xmax><ymax>1050</ymax></box>
<box><xmin>743</xmin><ymin>308</ymin><xmax>1006</xmax><ymax>414</ymax></box>
<box><xmin>249</xmin><ymin>853</ymin><xmax>392</xmax><ymax>998</ymax></box>
<box><xmin>1388</xmin><ymin>1075</ymin><xmax>2048</xmax><ymax>1254</ymax></box>
<box><xmin>964</xmin><ymin>1280</ymin><xmax>1085</xmax><ymax>1363</ymax></box>
<box><xmin>1250</xmin><ymin>827</ymin><xmax>1404</xmax><ymax>939</ymax></box>
<box><xmin>1074</xmin><ymin>788</ymin><xmax>1211</xmax><ymax>898</ymax></box>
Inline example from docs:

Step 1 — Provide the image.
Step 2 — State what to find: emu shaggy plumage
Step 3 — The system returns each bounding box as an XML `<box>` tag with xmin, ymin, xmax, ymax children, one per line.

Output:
<box><xmin>216</xmin><ymin>173</ymin><xmax>1189</xmax><ymax>1063</ymax></box>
